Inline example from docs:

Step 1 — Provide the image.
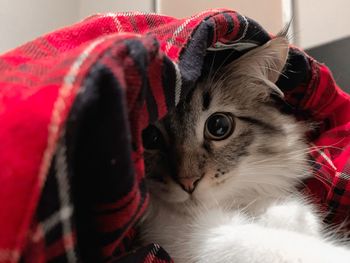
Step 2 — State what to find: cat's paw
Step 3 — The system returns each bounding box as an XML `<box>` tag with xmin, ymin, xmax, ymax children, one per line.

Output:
<box><xmin>258</xmin><ymin>199</ymin><xmax>322</xmax><ymax>237</ymax></box>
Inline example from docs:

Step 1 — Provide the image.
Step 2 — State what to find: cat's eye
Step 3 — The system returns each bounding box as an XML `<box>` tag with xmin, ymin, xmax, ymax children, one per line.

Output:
<box><xmin>205</xmin><ymin>113</ymin><xmax>234</xmax><ymax>140</ymax></box>
<box><xmin>142</xmin><ymin>124</ymin><xmax>165</xmax><ymax>150</ymax></box>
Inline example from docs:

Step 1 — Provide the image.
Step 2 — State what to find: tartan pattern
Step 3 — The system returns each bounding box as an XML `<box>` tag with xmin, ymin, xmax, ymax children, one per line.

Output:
<box><xmin>0</xmin><ymin>9</ymin><xmax>349</xmax><ymax>263</ymax></box>
<box><xmin>23</xmin><ymin>140</ymin><xmax>77</xmax><ymax>263</ymax></box>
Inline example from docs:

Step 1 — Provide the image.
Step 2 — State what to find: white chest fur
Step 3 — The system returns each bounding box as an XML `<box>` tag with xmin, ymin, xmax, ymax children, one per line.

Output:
<box><xmin>140</xmin><ymin>197</ymin><xmax>350</xmax><ymax>263</ymax></box>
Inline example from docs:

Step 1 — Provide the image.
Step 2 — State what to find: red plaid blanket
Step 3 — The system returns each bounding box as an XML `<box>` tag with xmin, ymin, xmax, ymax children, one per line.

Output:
<box><xmin>0</xmin><ymin>9</ymin><xmax>349</xmax><ymax>263</ymax></box>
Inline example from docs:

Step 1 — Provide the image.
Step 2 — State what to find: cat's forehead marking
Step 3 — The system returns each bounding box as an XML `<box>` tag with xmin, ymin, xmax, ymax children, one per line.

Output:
<box><xmin>202</xmin><ymin>91</ymin><xmax>211</xmax><ymax>111</ymax></box>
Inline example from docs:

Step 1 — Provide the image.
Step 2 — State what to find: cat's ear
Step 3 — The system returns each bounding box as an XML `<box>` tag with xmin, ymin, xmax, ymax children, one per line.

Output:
<box><xmin>227</xmin><ymin>37</ymin><xmax>289</xmax><ymax>98</ymax></box>
<box><xmin>241</xmin><ymin>37</ymin><xmax>288</xmax><ymax>83</ymax></box>
<box><xmin>259</xmin><ymin>37</ymin><xmax>288</xmax><ymax>84</ymax></box>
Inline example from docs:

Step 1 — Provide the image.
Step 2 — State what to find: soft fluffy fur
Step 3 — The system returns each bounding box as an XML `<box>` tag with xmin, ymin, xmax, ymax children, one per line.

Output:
<box><xmin>140</xmin><ymin>37</ymin><xmax>350</xmax><ymax>262</ymax></box>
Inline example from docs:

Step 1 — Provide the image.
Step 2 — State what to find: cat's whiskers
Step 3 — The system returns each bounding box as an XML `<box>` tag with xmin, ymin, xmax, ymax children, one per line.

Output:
<box><xmin>244</xmin><ymin>159</ymin><xmax>334</xmax><ymax>185</ymax></box>
<box><xmin>322</xmin><ymin>218</ymin><xmax>350</xmax><ymax>245</ymax></box>
<box><xmin>249</xmin><ymin>154</ymin><xmax>335</xmax><ymax>179</ymax></box>
<box><xmin>249</xmin><ymin>144</ymin><xmax>344</xmax><ymax>167</ymax></box>
<box><xmin>231</xmin><ymin>178</ymin><xmax>295</xmax><ymax>197</ymax></box>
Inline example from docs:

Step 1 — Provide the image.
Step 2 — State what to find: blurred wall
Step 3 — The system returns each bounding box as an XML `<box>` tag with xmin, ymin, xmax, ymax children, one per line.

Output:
<box><xmin>294</xmin><ymin>0</ymin><xmax>350</xmax><ymax>48</ymax></box>
<box><xmin>1</xmin><ymin>0</ymin><xmax>350</xmax><ymax>53</ymax></box>
<box><xmin>156</xmin><ymin>0</ymin><xmax>290</xmax><ymax>34</ymax></box>
<box><xmin>0</xmin><ymin>0</ymin><xmax>153</xmax><ymax>54</ymax></box>
<box><xmin>0</xmin><ymin>0</ymin><xmax>78</xmax><ymax>53</ymax></box>
<box><xmin>79</xmin><ymin>0</ymin><xmax>153</xmax><ymax>19</ymax></box>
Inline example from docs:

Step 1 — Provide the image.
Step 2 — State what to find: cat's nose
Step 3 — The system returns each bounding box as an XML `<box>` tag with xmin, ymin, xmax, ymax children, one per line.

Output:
<box><xmin>178</xmin><ymin>177</ymin><xmax>202</xmax><ymax>194</ymax></box>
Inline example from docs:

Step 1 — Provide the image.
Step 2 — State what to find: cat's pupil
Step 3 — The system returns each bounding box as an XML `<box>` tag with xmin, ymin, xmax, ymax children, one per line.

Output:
<box><xmin>142</xmin><ymin>125</ymin><xmax>164</xmax><ymax>150</ymax></box>
<box><xmin>205</xmin><ymin>113</ymin><xmax>234</xmax><ymax>140</ymax></box>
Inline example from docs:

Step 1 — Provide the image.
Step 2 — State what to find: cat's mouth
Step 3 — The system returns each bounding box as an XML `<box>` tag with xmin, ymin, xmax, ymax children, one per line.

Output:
<box><xmin>177</xmin><ymin>176</ymin><xmax>203</xmax><ymax>194</ymax></box>
<box><xmin>146</xmin><ymin>167</ymin><xmax>236</xmax><ymax>207</ymax></box>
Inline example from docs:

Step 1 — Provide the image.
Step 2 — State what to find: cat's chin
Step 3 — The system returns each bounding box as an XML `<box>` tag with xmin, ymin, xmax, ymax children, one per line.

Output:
<box><xmin>148</xmin><ymin>185</ymin><xmax>190</xmax><ymax>204</ymax></box>
<box><xmin>151</xmin><ymin>190</ymin><xmax>227</xmax><ymax>216</ymax></box>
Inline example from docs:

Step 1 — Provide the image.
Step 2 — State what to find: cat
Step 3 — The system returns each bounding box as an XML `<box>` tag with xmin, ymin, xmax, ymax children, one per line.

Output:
<box><xmin>139</xmin><ymin>37</ymin><xmax>350</xmax><ymax>263</ymax></box>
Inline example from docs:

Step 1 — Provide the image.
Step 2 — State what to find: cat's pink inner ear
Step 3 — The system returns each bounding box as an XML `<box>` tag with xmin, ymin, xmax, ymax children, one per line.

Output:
<box><xmin>231</xmin><ymin>36</ymin><xmax>289</xmax><ymax>84</ymax></box>
<box><xmin>263</xmin><ymin>37</ymin><xmax>289</xmax><ymax>83</ymax></box>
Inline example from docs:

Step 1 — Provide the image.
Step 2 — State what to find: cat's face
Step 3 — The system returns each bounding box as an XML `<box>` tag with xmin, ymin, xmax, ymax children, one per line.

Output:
<box><xmin>142</xmin><ymin>38</ymin><xmax>309</xmax><ymax>210</ymax></box>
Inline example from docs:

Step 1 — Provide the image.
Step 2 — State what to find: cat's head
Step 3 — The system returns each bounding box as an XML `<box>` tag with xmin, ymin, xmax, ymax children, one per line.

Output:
<box><xmin>142</xmin><ymin>37</ymin><xmax>309</xmax><ymax>210</ymax></box>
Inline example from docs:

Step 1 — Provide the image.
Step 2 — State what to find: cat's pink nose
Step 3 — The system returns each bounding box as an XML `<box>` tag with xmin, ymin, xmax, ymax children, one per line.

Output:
<box><xmin>178</xmin><ymin>177</ymin><xmax>201</xmax><ymax>194</ymax></box>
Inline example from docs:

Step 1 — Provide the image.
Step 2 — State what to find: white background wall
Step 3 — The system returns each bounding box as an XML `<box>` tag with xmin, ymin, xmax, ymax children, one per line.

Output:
<box><xmin>293</xmin><ymin>0</ymin><xmax>350</xmax><ymax>48</ymax></box>
<box><xmin>157</xmin><ymin>0</ymin><xmax>287</xmax><ymax>34</ymax></box>
<box><xmin>79</xmin><ymin>0</ymin><xmax>153</xmax><ymax>20</ymax></box>
<box><xmin>1</xmin><ymin>0</ymin><xmax>349</xmax><ymax>53</ymax></box>
<box><xmin>0</xmin><ymin>0</ymin><xmax>153</xmax><ymax>54</ymax></box>
<box><xmin>0</xmin><ymin>0</ymin><xmax>78</xmax><ymax>53</ymax></box>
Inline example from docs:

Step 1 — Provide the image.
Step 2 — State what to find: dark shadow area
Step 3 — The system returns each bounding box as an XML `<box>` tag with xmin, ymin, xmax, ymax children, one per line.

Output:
<box><xmin>306</xmin><ymin>36</ymin><xmax>350</xmax><ymax>94</ymax></box>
